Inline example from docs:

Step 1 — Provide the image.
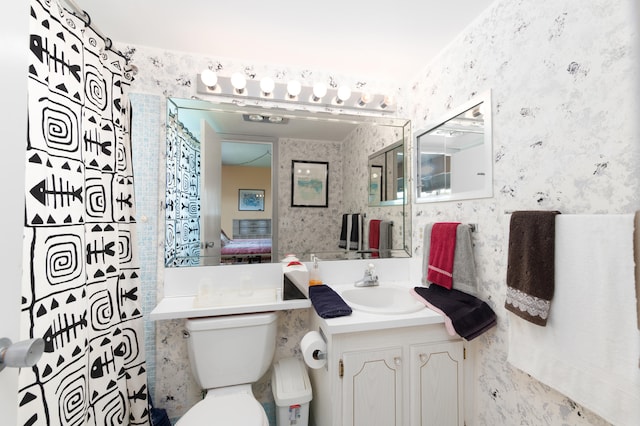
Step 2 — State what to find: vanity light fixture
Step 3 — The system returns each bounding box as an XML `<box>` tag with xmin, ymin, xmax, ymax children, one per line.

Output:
<box><xmin>231</xmin><ymin>72</ymin><xmax>247</xmax><ymax>95</ymax></box>
<box><xmin>196</xmin><ymin>72</ymin><xmax>397</xmax><ymax>113</ymax></box>
<box><xmin>287</xmin><ymin>80</ymin><xmax>302</xmax><ymax>99</ymax></box>
<box><xmin>311</xmin><ymin>83</ymin><xmax>327</xmax><ymax>102</ymax></box>
<box><xmin>260</xmin><ymin>77</ymin><xmax>275</xmax><ymax>97</ymax></box>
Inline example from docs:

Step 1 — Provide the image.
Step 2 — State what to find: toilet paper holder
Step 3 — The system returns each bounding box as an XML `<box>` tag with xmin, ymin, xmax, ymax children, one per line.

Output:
<box><xmin>312</xmin><ymin>349</ymin><xmax>326</xmax><ymax>360</ymax></box>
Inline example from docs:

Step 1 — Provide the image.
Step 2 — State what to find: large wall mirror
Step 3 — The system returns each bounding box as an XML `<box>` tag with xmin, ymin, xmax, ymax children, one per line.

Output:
<box><xmin>165</xmin><ymin>98</ymin><xmax>412</xmax><ymax>267</ymax></box>
<box><xmin>415</xmin><ymin>90</ymin><xmax>493</xmax><ymax>203</ymax></box>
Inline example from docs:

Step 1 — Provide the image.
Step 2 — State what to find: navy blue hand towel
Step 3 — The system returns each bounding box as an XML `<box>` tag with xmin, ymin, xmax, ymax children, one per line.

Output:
<box><xmin>309</xmin><ymin>285</ymin><xmax>352</xmax><ymax>318</ymax></box>
<box><xmin>413</xmin><ymin>285</ymin><xmax>496</xmax><ymax>341</ymax></box>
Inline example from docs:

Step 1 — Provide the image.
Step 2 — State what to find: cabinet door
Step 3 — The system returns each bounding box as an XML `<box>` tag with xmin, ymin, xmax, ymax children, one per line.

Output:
<box><xmin>342</xmin><ymin>347</ymin><xmax>403</xmax><ymax>426</ymax></box>
<box><xmin>410</xmin><ymin>341</ymin><xmax>464</xmax><ymax>426</ymax></box>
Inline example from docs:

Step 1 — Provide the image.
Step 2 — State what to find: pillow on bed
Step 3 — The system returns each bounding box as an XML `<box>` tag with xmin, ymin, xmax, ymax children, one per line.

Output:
<box><xmin>221</xmin><ymin>230</ymin><xmax>231</xmax><ymax>246</ymax></box>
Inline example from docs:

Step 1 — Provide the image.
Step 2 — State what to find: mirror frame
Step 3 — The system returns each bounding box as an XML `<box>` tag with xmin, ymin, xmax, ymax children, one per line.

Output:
<box><xmin>415</xmin><ymin>90</ymin><xmax>493</xmax><ymax>204</ymax></box>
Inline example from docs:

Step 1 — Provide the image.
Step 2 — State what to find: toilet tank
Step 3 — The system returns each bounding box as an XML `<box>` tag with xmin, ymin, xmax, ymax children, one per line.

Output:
<box><xmin>185</xmin><ymin>312</ymin><xmax>278</xmax><ymax>389</ymax></box>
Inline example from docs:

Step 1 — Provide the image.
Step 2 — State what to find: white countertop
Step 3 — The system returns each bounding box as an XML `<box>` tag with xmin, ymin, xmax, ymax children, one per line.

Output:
<box><xmin>150</xmin><ymin>295</ymin><xmax>311</xmax><ymax>321</ymax></box>
<box><xmin>316</xmin><ymin>301</ymin><xmax>445</xmax><ymax>334</ymax></box>
<box><xmin>151</xmin><ymin>267</ymin><xmax>445</xmax><ymax>336</ymax></box>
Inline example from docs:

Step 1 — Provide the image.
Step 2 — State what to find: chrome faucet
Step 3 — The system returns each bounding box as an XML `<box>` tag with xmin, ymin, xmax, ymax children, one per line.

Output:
<box><xmin>355</xmin><ymin>263</ymin><xmax>379</xmax><ymax>287</ymax></box>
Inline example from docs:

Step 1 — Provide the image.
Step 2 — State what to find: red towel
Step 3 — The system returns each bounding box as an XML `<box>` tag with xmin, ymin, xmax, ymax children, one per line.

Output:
<box><xmin>369</xmin><ymin>219</ymin><xmax>381</xmax><ymax>258</ymax></box>
<box><xmin>427</xmin><ymin>222</ymin><xmax>460</xmax><ymax>289</ymax></box>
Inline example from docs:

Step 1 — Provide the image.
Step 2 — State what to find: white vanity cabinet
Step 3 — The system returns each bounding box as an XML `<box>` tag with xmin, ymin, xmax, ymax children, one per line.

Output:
<box><xmin>309</xmin><ymin>315</ymin><xmax>465</xmax><ymax>426</ymax></box>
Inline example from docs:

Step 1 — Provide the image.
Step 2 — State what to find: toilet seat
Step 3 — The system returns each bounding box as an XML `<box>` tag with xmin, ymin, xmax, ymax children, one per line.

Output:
<box><xmin>177</xmin><ymin>391</ymin><xmax>268</xmax><ymax>425</ymax></box>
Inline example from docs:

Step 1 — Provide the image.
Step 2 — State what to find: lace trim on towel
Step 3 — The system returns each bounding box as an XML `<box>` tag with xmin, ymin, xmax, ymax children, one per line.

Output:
<box><xmin>505</xmin><ymin>287</ymin><xmax>550</xmax><ymax>319</ymax></box>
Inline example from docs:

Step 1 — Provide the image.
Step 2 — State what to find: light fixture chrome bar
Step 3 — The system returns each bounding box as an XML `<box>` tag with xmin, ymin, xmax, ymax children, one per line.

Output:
<box><xmin>196</xmin><ymin>75</ymin><xmax>396</xmax><ymax>113</ymax></box>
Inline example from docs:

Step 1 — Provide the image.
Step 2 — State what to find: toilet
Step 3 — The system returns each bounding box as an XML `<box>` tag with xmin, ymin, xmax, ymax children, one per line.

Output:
<box><xmin>177</xmin><ymin>312</ymin><xmax>278</xmax><ymax>425</ymax></box>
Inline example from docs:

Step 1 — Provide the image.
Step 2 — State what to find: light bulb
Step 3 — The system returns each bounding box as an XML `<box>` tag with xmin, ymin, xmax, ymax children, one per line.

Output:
<box><xmin>336</xmin><ymin>86</ymin><xmax>352</xmax><ymax>104</ymax></box>
<box><xmin>311</xmin><ymin>83</ymin><xmax>327</xmax><ymax>102</ymax></box>
<box><xmin>478</xmin><ymin>103</ymin><xmax>487</xmax><ymax>117</ymax></box>
<box><xmin>380</xmin><ymin>94</ymin><xmax>395</xmax><ymax>109</ymax></box>
<box><xmin>200</xmin><ymin>69</ymin><xmax>218</xmax><ymax>88</ymax></box>
<box><xmin>247</xmin><ymin>114</ymin><xmax>264</xmax><ymax>122</ymax></box>
<box><xmin>287</xmin><ymin>80</ymin><xmax>302</xmax><ymax>98</ymax></box>
<box><xmin>260</xmin><ymin>77</ymin><xmax>275</xmax><ymax>96</ymax></box>
<box><xmin>357</xmin><ymin>92</ymin><xmax>373</xmax><ymax>106</ymax></box>
<box><xmin>231</xmin><ymin>72</ymin><xmax>247</xmax><ymax>94</ymax></box>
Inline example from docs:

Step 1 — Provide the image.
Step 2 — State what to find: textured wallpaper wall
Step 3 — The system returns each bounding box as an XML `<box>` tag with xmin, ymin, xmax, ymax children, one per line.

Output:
<box><xmin>125</xmin><ymin>0</ymin><xmax>639</xmax><ymax>424</ymax></box>
<box><xmin>277</xmin><ymin>137</ymin><xmax>344</xmax><ymax>257</ymax></box>
<box><xmin>403</xmin><ymin>0</ymin><xmax>639</xmax><ymax>424</ymax></box>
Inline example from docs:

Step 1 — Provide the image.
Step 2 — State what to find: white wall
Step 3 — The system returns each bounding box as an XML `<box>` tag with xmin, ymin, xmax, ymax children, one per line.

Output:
<box><xmin>0</xmin><ymin>1</ymin><xmax>28</xmax><ymax>424</ymax></box>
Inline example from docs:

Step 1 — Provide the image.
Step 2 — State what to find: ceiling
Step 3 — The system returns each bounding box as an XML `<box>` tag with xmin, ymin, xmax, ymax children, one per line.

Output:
<box><xmin>77</xmin><ymin>0</ymin><xmax>496</xmax><ymax>82</ymax></box>
<box><xmin>171</xmin><ymin>98</ymin><xmax>363</xmax><ymax>142</ymax></box>
<box><xmin>172</xmin><ymin>98</ymin><xmax>360</xmax><ymax>167</ymax></box>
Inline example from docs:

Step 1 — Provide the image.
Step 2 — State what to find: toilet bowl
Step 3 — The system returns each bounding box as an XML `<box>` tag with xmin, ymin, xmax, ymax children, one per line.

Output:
<box><xmin>176</xmin><ymin>385</ymin><xmax>268</xmax><ymax>425</ymax></box>
<box><xmin>177</xmin><ymin>312</ymin><xmax>278</xmax><ymax>425</ymax></box>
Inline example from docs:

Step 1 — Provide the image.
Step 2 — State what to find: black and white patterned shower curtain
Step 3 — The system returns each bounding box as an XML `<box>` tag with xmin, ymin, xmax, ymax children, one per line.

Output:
<box><xmin>165</xmin><ymin>111</ymin><xmax>201</xmax><ymax>267</ymax></box>
<box><xmin>20</xmin><ymin>1</ymin><xmax>149</xmax><ymax>424</ymax></box>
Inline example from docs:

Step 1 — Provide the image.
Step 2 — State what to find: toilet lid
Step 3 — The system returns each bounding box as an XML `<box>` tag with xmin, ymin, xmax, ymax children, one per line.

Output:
<box><xmin>177</xmin><ymin>392</ymin><xmax>268</xmax><ymax>426</ymax></box>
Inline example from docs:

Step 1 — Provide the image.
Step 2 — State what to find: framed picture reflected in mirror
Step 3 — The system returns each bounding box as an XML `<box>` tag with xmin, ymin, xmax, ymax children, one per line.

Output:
<box><xmin>291</xmin><ymin>160</ymin><xmax>329</xmax><ymax>207</ymax></box>
<box><xmin>238</xmin><ymin>189</ymin><xmax>265</xmax><ymax>211</ymax></box>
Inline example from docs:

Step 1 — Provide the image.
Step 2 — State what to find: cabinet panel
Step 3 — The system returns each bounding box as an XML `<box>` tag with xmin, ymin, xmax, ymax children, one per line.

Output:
<box><xmin>342</xmin><ymin>347</ymin><xmax>403</xmax><ymax>426</ymax></box>
<box><xmin>410</xmin><ymin>341</ymin><xmax>464</xmax><ymax>426</ymax></box>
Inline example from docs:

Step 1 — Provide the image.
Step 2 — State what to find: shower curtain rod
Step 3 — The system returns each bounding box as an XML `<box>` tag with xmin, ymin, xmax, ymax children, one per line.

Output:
<box><xmin>59</xmin><ymin>0</ymin><xmax>131</xmax><ymax>64</ymax></box>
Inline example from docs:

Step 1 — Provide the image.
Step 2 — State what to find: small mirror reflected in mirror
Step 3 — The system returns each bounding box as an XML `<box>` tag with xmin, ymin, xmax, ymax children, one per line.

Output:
<box><xmin>368</xmin><ymin>140</ymin><xmax>404</xmax><ymax>206</ymax></box>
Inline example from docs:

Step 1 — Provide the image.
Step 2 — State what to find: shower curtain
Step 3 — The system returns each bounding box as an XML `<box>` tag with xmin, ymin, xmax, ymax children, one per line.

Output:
<box><xmin>20</xmin><ymin>1</ymin><xmax>149</xmax><ymax>424</ymax></box>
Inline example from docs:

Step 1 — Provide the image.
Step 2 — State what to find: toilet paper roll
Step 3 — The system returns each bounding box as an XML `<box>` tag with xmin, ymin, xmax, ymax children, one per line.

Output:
<box><xmin>300</xmin><ymin>331</ymin><xmax>327</xmax><ymax>369</ymax></box>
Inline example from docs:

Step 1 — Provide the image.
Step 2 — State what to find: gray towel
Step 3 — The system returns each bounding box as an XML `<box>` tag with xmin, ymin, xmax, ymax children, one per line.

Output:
<box><xmin>422</xmin><ymin>223</ymin><xmax>477</xmax><ymax>295</ymax></box>
<box><xmin>378</xmin><ymin>220</ymin><xmax>392</xmax><ymax>258</ymax></box>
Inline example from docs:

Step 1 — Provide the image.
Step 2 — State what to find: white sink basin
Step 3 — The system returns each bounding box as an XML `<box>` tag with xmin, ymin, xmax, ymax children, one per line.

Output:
<box><xmin>339</xmin><ymin>286</ymin><xmax>425</xmax><ymax>315</ymax></box>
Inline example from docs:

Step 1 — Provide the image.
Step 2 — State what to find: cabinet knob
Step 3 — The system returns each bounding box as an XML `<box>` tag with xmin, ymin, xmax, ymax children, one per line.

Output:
<box><xmin>394</xmin><ymin>357</ymin><xmax>402</xmax><ymax>366</ymax></box>
<box><xmin>419</xmin><ymin>353</ymin><xmax>427</xmax><ymax>363</ymax></box>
